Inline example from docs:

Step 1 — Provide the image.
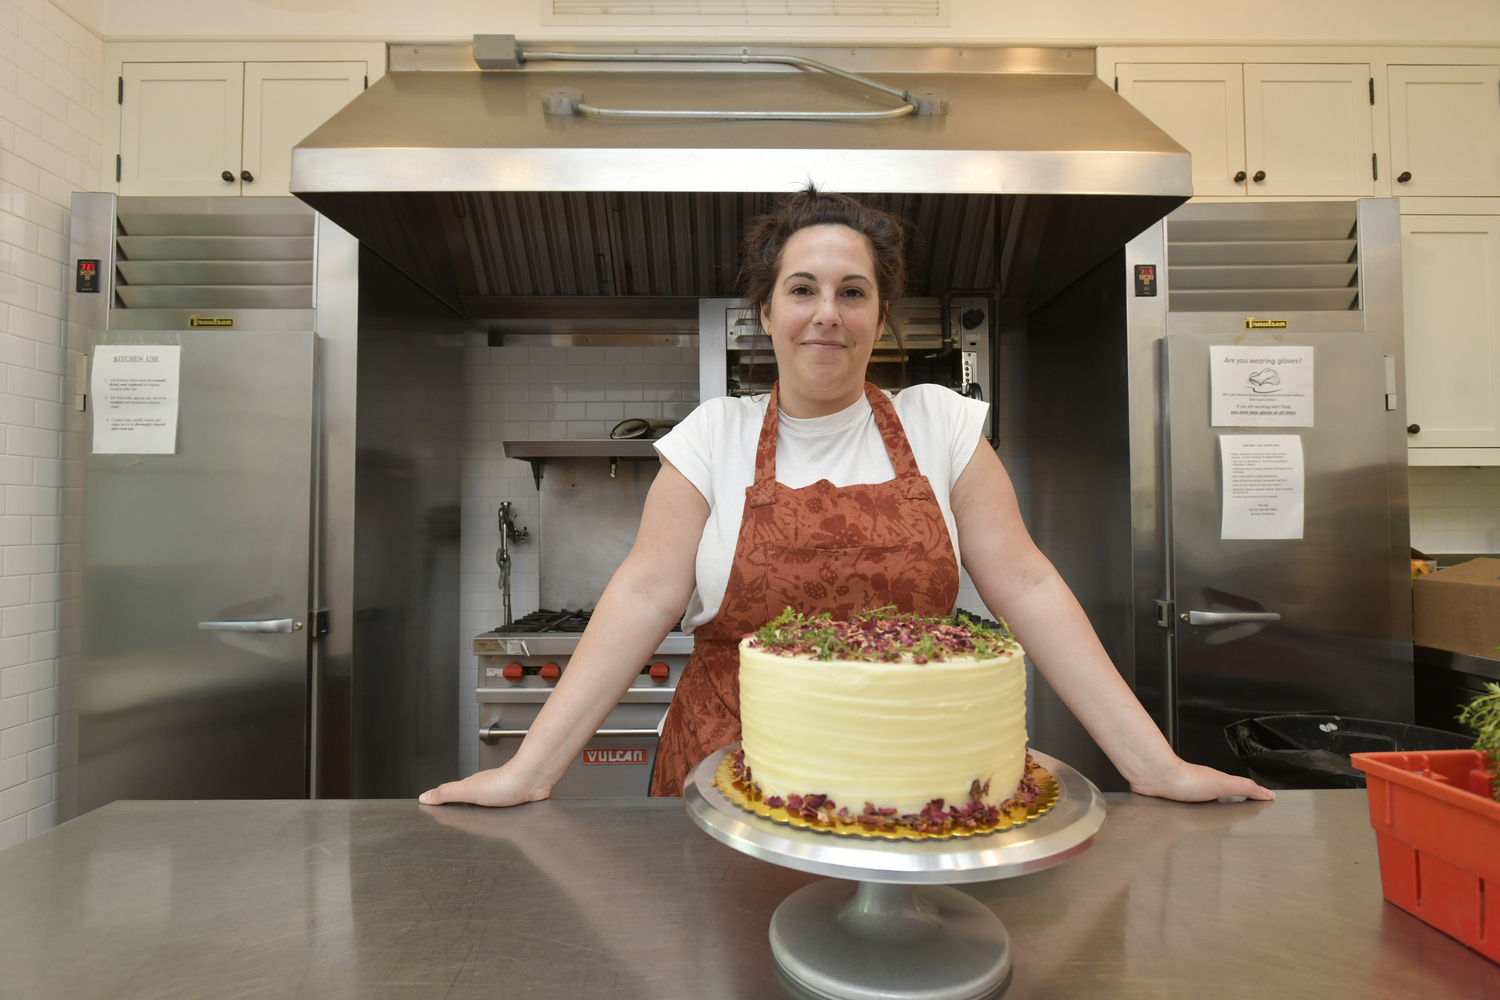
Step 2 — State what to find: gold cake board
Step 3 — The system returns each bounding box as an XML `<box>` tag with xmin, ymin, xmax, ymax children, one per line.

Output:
<box><xmin>712</xmin><ymin>754</ymin><xmax>1060</xmax><ymax>841</ymax></box>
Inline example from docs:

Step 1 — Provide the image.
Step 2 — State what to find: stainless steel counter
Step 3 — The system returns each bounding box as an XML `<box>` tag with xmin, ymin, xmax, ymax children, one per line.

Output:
<box><xmin>0</xmin><ymin>792</ymin><xmax>1494</xmax><ymax>998</ymax></box>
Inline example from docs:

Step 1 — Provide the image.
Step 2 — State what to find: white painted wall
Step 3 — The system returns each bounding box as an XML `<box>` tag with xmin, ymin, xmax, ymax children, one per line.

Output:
<box><xmin>0</xmin><ymin>0</ymin><xmax>102</xmax><ymax>850</ymax></box>
<box><xmin>88</xmin><ymin>0</ymin><xmax>1500</xmax><ymax>45</ymax></box>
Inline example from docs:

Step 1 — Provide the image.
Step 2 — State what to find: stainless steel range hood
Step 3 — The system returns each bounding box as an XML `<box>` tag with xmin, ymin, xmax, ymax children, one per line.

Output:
<box><xmin>291</xmin><ymin>44</ymin><xmax>1191</xmax><ymax>315</ymax></box>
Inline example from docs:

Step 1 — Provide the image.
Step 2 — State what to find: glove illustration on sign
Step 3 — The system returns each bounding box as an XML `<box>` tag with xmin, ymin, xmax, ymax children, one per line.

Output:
<box><xmin>1248</xmin><ymin>368</ymin><xmax>1281</xmax><ymax>393</ymax></box>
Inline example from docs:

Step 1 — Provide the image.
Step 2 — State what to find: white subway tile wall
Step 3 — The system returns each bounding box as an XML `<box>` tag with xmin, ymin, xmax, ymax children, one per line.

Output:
<box><xmin>1409</xmin><ymin>466</ymin><xmax>1500</xmax><ymax>555</ymax></box>
<box><xmin>458</xmin><ymin>336</ymin><xmax>699</xmax><ymax>774</ymax></box>
<box><xmin>0</xmin><ymin>1</ymin><xmax>103</xmax><ymax>848</ymax></box>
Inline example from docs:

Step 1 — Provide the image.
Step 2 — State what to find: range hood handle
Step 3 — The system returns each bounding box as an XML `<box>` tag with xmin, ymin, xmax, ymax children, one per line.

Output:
<box><xmin>518</xmin><ymin>48</ymin><xmax>942</xmax><ymax>120</ymax></box>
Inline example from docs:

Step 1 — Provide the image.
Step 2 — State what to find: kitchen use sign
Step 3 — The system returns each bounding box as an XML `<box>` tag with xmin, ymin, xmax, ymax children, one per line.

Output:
<box><xmin>1210</xmin><ymin>346</ymin><xmax>1314</xmax><ymax>427</ymax></box>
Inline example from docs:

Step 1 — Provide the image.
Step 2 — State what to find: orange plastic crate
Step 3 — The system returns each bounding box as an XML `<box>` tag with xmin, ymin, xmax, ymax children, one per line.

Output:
<box><xmin>1351</xmin><ymin>749</ymin><xmax>1500</xmax><ymax>963</ymax></box>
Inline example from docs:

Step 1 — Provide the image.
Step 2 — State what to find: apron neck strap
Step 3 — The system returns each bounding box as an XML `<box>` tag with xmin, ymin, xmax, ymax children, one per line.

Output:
<box><xmin>753</xmin><ymin>382</ymin><xmax>921</xmax><ymax>487</ymax></box>
<box><xmin>863</xmin><ymin>382</ymin><xmax>921</xmax><ymax>478</ymax></box>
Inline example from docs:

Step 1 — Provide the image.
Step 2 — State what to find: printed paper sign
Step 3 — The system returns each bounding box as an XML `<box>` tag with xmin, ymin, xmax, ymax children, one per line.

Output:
<box><xmin>1210</xmin><ymin>346</ymin><xmax>1313</xmax><ymax>427</ymax></box>
<box><xmin>90</xmin><ymin>345</ymin><xmax>181</xmax><ymax>455</ymax></box>
<box><xmin>1221</xmin><ymin>435</ymin><xmax>1304</xmax><ymax>540</ymax></box>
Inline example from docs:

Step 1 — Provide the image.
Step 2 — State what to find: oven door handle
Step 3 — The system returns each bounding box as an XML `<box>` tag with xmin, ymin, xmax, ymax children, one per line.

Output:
<box><xmin>479</xmin><ymin>725</ymin><xmax>662</xmax><ymax>746</ymax></box>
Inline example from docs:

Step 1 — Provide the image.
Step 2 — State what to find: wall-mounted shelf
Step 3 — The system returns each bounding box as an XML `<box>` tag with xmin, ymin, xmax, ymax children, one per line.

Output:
<box><xmin>502</xmin><ymin>439</ymin><xmax>661</xmax><ymax>488</ymax></box>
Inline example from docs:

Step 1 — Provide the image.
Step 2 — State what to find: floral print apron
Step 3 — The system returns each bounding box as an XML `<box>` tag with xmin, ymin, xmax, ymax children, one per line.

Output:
<box><xmin>650</xmin><ymin>381</ymin><xmax>961</xmax><ymax>796</ymax></box>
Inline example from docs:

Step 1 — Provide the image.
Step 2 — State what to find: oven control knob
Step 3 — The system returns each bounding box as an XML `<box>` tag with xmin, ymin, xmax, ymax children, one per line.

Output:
<box><xmin>540</xmin><ymin>662</ymin><xmax>561</xmax><ymax>683</ymax></box>
<box><xmin>649</xmin><ymin>661</ymin><xmax>670</xmax><ymax>682</ymax></box>
<box><xmin>502</xmin><ymin>662</ymin><xmax>524</xmax><ymax>683</ymax></box>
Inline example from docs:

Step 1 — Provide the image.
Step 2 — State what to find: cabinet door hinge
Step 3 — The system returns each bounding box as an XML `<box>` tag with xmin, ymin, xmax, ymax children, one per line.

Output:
<box><xmin>363</xmin><ymin>75</ymin><xmax>368</xmax><ymax>90</ymax></box>
<box><xmin>1155</xmin><ymin>599</ymin><xmax>1174</xmax><ymax>628</ymax></box>
<box><xmin>1114</xmin><ymin>75</ymin><xmax>1119</xmax><ymax>92</ymax></box>
<box><xmin>115</xmin><ymin>154</ymin><xmax>120</xmax><ymax>183</ymax></box>
<box><xmin>117</xmin><ymin>76</ymin><xmax>122</xmax><ymax>104</ymax></box>
<box><xmin>1372</xmin><ymin>153</ymin><xmax>1378</xmax><ymax>180</ymax></box>
<box><xmin>1369</xmin><ymin>77</ymin><xmax>1374</xmax><ymax>105</ymax></box>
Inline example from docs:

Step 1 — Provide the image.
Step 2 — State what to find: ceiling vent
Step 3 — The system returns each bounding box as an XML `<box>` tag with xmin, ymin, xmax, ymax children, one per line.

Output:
<box><xmin>544</xmin><ymin>1</ymin><xmax>947</xmax><ymax>26</ymax></box>
<box><xmin>1166</xmin><ymin>201</ymin><xmax>1360</xmax><ymax>313</ymax></box>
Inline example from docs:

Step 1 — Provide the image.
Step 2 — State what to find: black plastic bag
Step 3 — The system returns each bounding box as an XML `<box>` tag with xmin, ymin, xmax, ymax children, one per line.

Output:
<box><xmin>1224</xmin><ymin>714</ymin><xmax>1471</xmax><ymax>789</ymax></box>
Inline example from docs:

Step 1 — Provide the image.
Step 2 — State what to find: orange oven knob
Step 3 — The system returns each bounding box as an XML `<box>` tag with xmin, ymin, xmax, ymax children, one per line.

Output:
<box><xmin>501</xmin><ymin>662</ymin><xmax>524</xmax><ymax>683</ymax></box>
<box><xmin>540</xmin><ymin>662</ymin><xmax>561</xmax><ymax>683</ymax></box>
<box><xmin>649</xmin><ymin>662</ymin><xmax>670</xmax><ymax>682</ymax></box>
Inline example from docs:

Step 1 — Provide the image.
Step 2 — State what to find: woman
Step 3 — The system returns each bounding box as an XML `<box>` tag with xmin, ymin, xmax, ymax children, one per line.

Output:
<box><xmin>422</xmin><ymin>188</ymin><xmax>1273</xmax><ymax>807</ymax></box>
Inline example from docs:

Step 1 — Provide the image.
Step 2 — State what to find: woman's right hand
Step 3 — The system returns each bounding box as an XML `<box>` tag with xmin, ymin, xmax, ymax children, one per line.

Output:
<box><xmin>419</xmin><ymin>763</ymin><xmax>553</xmax><ymax>807</ymax></box>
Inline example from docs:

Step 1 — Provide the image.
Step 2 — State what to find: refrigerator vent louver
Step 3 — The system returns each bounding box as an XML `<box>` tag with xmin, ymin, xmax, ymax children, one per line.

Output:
<box><xmin>110</xmin><ymin>200</ymin><xmax>316</xmax><ymax>330</ymax></box>
<box><xmin>1166</xmin><ymin>202</ymin><xmax>1361</xmax><ymax>313</ymax></box>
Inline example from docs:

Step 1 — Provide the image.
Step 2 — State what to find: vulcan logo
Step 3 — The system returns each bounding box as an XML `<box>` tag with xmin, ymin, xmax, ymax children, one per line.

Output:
<box><xmin>583</xmin><ymin>748</ymin><xmax>647</xmax><ymax>765</ymax></box>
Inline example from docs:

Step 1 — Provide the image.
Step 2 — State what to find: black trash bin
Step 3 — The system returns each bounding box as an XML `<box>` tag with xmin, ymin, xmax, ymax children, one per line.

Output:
<box><xmin>1224</xmin><ymin>714</ymin><xmax>1472</xmax><ymax>789</ymax></box>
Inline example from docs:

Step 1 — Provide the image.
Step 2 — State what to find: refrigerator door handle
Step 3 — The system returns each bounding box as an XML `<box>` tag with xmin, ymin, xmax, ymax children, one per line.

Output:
<box><xmin>198</xmin><ymin>619</ymin><xmax>302</xmax><ymax>633</ymax></box>
<box><xmin>1185</xmin><ymin>611</ymin><xmax>1280</xmax><ymax>626</ymax></box>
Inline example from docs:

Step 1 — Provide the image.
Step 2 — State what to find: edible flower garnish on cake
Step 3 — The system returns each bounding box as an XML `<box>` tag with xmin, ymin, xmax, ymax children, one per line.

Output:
<box><xmin>745</xmin><ymin>606</ymin><xmax>1020</xmax><ymax>664</ymax></box>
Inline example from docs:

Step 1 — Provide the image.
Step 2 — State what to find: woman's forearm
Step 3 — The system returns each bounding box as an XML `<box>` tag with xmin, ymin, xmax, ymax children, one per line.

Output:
<box><xmin>421</xmin><ymin>458</ymin><xmax>708</xmax><ymax>807</ymax></box>
<box><xmin>950</xmin><ymin>439</ymin><xmax>1271</xmax><ymax>801</ymax></box>
<box><xmin>507</xmin><ymin>564</ymin><xmax>682</xmax><ymax>790</ymax></box>
<box><xmin>987</xmin><ymin>567</ymin><xmax>1178</xmax><ymax>788</ymax></box>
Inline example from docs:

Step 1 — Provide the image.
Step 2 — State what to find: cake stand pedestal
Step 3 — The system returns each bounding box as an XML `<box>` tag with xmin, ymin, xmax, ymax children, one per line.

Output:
<box><xmin>684</xmin><ymin>745</ymin><xmax>1107</xmax><ymax>1000</ymax></box>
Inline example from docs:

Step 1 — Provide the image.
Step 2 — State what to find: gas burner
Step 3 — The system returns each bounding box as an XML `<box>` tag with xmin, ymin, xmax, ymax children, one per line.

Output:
<box><xmin>491</xmin><ymin>608</ymin><xmax>689</xmax><ymax>635</ymax></box>
<box><xmin>503</xmin><ymin>609</ymin><xmax>592</xmax><ymax>633</ymax></box>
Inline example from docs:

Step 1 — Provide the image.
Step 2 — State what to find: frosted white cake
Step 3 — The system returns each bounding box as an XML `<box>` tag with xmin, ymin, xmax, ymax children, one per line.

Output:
<box><xmin>738</xmin><ymin>610</ymin><xmax>1028</xmax><ymax>818</ymax></box>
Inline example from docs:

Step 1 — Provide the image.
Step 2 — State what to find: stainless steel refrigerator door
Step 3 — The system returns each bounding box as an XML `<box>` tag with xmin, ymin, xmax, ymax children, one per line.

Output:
<box><xmin>1166</xmin><ymin>330</ymin><xmax>1404</xmax><ymax>774</ymax></box>
<box><xmin>80</xmin><ymin>330</ymin><xmax>315</xmax><ymax>812</ymax></box>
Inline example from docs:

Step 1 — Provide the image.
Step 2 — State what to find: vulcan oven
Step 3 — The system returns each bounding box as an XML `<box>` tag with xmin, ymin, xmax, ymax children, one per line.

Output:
<box><xmin>474</xmin><ymin>610</ymin><xmax>692</xmax><ymax>796</ymax></box>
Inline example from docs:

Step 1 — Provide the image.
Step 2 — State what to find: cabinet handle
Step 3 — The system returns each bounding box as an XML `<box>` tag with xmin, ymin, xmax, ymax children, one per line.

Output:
<box><xmin>1397</xmin><ymin>171</ymin><xmax>1412</xmax><ymax>183</ymax></box>
<box><xmin>1252</xmin><ymin>170</ymin><xmax>1266</xmax><ymax>183</ymax></box>
<box><xmin>240</xmin><ymin>170</ymin><xmax>254</xmax><ymax>182</ymax></box>
<box><xmin>1407</xmin><ymin>424</ymin><xmax>1420</xmax><ymax>435</ymax></box>
<box><xmin>221</xmin><ymin>170</ymin><xmax>234</xmax><ymax>182</ymax></box>
<box><xmin>1233</xmin><ymin>170</ymin><xmax>1247</xmax><ymax>183</ymax></box>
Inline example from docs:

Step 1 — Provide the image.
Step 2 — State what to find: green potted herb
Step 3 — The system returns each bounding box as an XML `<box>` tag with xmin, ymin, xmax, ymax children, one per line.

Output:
<box><xmin>1458</xmin><ymin>681</ymin><xmax>1500</xmax><ymax>803</ymax></box>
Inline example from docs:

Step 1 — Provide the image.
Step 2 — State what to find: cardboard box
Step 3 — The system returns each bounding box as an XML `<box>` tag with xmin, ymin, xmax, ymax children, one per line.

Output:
<box><xmin>1413</xmin><ymin>557</ymin><xmax>1500</xmax><ymax>658</ymax></box>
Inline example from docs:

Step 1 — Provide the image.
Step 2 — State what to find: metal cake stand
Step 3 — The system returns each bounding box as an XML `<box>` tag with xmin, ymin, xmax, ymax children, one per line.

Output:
<box><xmin>684</xmin><ymin>744</ymin><xmax>1107</xmax><ymax>1000</ymax></box>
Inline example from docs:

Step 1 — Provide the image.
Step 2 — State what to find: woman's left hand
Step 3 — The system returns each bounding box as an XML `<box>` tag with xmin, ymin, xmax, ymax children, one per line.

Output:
<box><xmin>1128</xmin><ymin>759</ymin><xmax>1275</xmax><ymax>802</ymax></box>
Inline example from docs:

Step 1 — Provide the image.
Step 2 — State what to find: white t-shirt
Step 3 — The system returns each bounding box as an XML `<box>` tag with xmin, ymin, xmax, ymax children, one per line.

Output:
<box><xmin>655</xmin><ymin>384</ymin><xmax>990</xmax><ymax>633</ymax></box>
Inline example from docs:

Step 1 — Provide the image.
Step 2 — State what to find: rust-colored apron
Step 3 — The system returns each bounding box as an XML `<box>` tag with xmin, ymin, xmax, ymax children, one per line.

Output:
<box><xmin>650</xmin><ymin>381</ymin><xmax>961</xmax><ymax>796</ymax></box>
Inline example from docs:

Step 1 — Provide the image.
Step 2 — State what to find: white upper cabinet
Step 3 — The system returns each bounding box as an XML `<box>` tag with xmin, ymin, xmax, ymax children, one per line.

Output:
<box><xmin>1388</xmin><ymin>65</ymin><xmax>1500</xmax><ymax>197</ymax></box>
<box><xmin>1244</xmin><ymin>64</ymin><xmax>1374</xmax><ymax>197</ymax></box>
<box><xmin>1402</xmin><ymin>215</ymin><xmax>1500</xmax><ymax>449</ymax></box>
<box><xmin>243</xmin><ymin>62</ymin><xmax>366</xmax><ymax>197</ymax></box>
<box><xmin>120</xmin><ymin>62</ymin><xmax>244</xmax><ymax>197</ymax></box>
<box><xmin>119</xmin><ymin>60</ymin><xmax>366</xmax><ymax>198</ymax></box>
<box><xmin>1116</xmin><ymin>62</ymin><xmax>1374</xmax><ymax>197</ymax></box>
<box><xmin>1116</xmin><ymin>64</ymin><xmax>1246</xmax><ymax>197</ymax></box>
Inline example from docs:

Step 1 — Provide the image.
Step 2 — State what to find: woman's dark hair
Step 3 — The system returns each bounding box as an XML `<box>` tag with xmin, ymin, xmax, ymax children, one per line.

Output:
<box><xmin>735</xmin><ymin>185</ymin><xmax>907</xmax><ymax>331</ymax></box>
